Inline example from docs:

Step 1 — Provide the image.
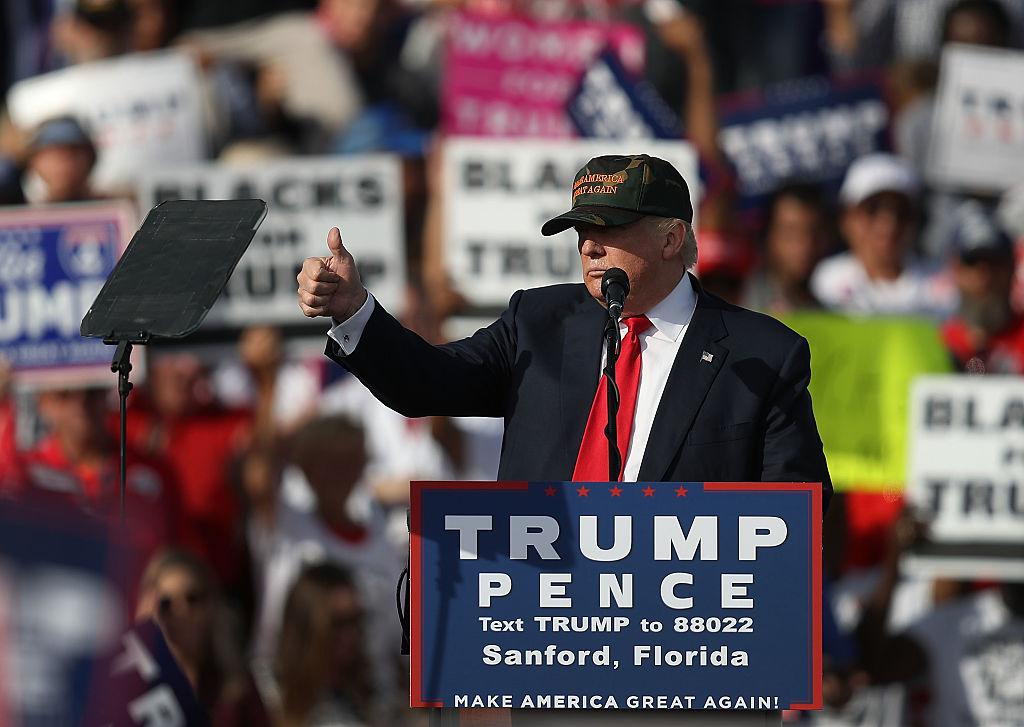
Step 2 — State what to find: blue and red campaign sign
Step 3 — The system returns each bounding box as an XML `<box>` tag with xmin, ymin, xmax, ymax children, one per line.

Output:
<box><xmin>0</xmin><ymin>202</ymin><xmax>135</xmax><ymax>386</ymax></box>
<box><xmin>410</xmin><ymin>481</ymin><xmax>822</xmax><ymax>711</ymax></box>
<box><xmin>717</xmin><ymin>75</ymin><xmax>890</xmax><ymax>211</ymax></box>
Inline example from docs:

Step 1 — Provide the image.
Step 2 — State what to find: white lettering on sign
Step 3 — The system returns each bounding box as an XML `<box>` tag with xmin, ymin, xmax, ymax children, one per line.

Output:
<box><xmin>0</xmin><ymin>280</ymin><xmax>106</xmax><ymax>342</ymax></box>
<box><xmin>719</xmin><ymin>99</ymin><xmax>887</xmax><ymax>196</ymax></box>
<box><xmin>444</xmin><ymin>515</ymin><xmax>493</xmax><ymax>560</ymax></box>
<box><xmin>478</xmin><ymin>573</ymin><xmax>513</xmax><ymax>607</ymax></box>
<box><xmin>127</xmin><ymin>685</ymin><xmax>184</xmax><ymax>727</ymax></box>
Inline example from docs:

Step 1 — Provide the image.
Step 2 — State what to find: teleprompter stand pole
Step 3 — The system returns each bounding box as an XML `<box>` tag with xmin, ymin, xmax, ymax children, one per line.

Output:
<box><xmin>107</xmin><ymin>337</ymin><xmax>144</xmax><ymax>525</ymax></box>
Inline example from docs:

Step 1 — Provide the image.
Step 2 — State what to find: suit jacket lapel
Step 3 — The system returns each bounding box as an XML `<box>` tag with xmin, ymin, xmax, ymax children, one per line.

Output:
<box><xmin>559</xmin><ymin>296</ymin><xmax>607</xmax><ymax>478</ymax></box>
<box><xmin>637</xmin><ymin>279</ymin><xmax>729</xmax><ymax>481</ymax></box>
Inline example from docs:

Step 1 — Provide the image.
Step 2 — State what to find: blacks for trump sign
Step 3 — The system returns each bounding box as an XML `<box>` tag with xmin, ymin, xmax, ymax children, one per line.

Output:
<box><xmin>410</xmin><ymin>481</ymin><xmax>822</xmax><ymax>710</ymax></box>
<box><xmin>442</xmin><ymin>138</ymin><xmax>697</xmax><ymax>308</ymax></box>
<box><xmin>137</xmin><ymin>155</ymin><xmax>405</xmax><ymax>328</ymax></box>
<box><xmin>905</xmin><ymin>376</ymin><xmax>1024</xmax><ymax>580</ymax></box>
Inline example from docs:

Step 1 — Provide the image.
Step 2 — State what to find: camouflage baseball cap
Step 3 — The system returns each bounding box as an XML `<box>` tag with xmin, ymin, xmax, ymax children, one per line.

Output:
<box><xmin>541</xmin><ymin>154</ymin><xmax>693</xmax><ymax>237</ymax></box>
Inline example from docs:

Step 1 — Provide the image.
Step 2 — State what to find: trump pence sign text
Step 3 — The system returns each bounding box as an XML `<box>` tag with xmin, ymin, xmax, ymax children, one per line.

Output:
<box><xmin>410</xmin><ymin>481</ymin><xmax>822</xmax><ymax>710</ymax></box>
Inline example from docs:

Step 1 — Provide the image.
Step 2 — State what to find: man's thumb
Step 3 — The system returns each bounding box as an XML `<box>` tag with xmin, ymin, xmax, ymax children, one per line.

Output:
<box><xmin>327</xmin><ymin>227</ymin><xmax>345</xmax><ymax>259</ymax></box>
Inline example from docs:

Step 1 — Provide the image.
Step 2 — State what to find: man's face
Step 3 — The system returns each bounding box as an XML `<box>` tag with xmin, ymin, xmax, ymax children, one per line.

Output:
<box><xmin>575</xmin><ymin>217</ymin><xmax>683</xmax><ymax>317</ymax></box>
<box><xmin>954</xmin><ymin>253</ymin><xmax>1015</xmax><ymax>332</ymax></box>
<box><xmin>27</xmin><ymin>145</ymin><xmax>94</xmax><ymax>203</ymax></box>
<box><xmin>137</xmin><ymin>566</ymin><xmax>211</xmax><ymax>665</ymax></box>
<box><xmin>302</xmin><ymin>444</ymin><xmax>366</xmax><ymax>514</ymax></box>
<box><xmin>36</xmin><ymin>388</ymin><xmax>108</xmax><ymax>449</ymax></box>
<box><xmin>767</xmin><ymin>196</ymin><xmax>825</xmax><ymax>283</ymax></box>
<box><xmin>945</xmin><ymin>9</ymin><xmax>1007</xmax><ymax>47</ymax></box>
<box><xmin>841</xmin><ymin>192</ymin><xmax>915</xmax><ymax>276</ymax></box>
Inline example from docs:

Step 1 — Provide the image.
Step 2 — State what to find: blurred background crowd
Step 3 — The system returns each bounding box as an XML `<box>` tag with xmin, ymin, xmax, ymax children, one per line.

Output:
<box><xmin>1</xmin><ymin>0</ymin><xmax>1024</xmax><ymax>725</ymax></box>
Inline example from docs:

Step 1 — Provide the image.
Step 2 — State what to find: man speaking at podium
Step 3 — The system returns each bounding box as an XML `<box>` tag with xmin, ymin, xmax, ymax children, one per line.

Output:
<box><xmin>297</xmin><ymin>154</ymin><xmax>831</xmax><ymax>512</ymax></box>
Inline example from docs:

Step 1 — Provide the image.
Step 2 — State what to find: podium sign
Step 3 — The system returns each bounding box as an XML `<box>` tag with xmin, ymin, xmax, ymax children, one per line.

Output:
<box><xmin>410</xmin><ymin>481</ymin><xmax>822</xmax><ymax>711</ymax></box>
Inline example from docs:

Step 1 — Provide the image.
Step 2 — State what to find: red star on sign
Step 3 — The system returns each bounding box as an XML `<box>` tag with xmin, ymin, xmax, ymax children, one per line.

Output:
<box><xmin>675</xmin><ymin>485</ymin><xmax>688</xmax><ymax>497</ymax></box>
<box><xmin>545</xmin><ymin>486</ymin><xmax>557</xmax><ymax>497</ymax></box>
<box><xmin>609</xmin><ymin>486</ymin><xmax>622</xmax><ymax>497</ymax></box>
<box><xmin>642</xmin><ymin>486</ymin><xmax>655</xmax><ymax>497</ymax></box>
<box><xmin>577</xmin><ymin>485</ymin><xmax>590</xmax><ymax>497</ymax></box>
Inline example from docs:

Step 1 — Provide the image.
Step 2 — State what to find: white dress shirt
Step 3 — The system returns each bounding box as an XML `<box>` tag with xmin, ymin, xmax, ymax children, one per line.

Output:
<box><xmin>328</xmin><ymin>274</ymin><xmax>697</xmax><ymax>482</ymax></box>
<box><xmin>610</xmin><ymin>274</ymin><xmax>696</xmax><ymax>481</ymax></box>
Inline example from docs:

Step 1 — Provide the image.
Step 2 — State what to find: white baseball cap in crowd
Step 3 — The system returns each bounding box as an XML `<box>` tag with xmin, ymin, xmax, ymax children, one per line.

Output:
<box><xmin>838</xmin><ymin>153</ymin><xmax>920</xmax><ymax>207</ymax></box>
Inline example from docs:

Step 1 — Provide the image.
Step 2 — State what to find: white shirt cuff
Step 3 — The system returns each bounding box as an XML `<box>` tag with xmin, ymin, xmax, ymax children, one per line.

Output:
<box><xmin>327</xmin><ymin>292</ymin><xmax>376</xmax><ymax>355</ymax></box>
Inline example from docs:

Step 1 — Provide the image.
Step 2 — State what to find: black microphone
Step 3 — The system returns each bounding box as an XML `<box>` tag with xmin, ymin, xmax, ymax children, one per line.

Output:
<box><xmin>602</xmin><ymin>268</ymin><xmax>630</xmax><ymax>320</ymax></box>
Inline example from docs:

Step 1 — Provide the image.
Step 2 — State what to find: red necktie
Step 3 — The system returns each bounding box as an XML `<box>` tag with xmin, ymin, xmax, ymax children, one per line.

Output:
<box><xmin>572</xmin><ymin>315</ymin><xmax>653</xmax><ymax>481</ymax></box>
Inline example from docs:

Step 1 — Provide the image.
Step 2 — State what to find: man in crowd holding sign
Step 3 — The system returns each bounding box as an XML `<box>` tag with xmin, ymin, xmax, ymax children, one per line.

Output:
<box><xmin>297</xmin><ymin>154</ymin><xmax>831</xmax><ymax>509</ymax></box>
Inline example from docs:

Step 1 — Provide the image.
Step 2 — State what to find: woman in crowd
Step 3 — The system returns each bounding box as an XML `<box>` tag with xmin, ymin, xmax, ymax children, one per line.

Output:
<box><xmin>274</xmin><ymin>562</ymin><xmax>374</xmax><ymax>727</ymax></box>
<box><xmin>135</xmin><ymin>549</ymin><xmax>254</xmax><ymax>717</ymax></box>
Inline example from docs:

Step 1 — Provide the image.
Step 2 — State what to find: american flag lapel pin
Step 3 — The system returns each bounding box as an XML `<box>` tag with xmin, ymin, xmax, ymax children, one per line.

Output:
<box><xmin>701</xmin><ymin>351</ymin><xmax>714</xmax><ymax>363</ymax></box>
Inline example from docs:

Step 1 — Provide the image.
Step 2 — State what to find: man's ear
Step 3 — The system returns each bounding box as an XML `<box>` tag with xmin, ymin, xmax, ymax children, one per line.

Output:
<box><xmin>662</xmin><ymin>220</ymin><xmax>686</xmax><ymax>260</ymax></box>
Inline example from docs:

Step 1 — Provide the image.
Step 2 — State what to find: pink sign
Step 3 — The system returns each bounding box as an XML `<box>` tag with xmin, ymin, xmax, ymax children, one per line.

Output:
<box><xmin>442</xmin><ymin>12</ymin><xmax>645</xmax><ymax>138</ymax></box>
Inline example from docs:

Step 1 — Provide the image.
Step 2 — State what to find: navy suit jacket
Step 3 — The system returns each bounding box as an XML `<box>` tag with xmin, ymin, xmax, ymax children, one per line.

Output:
<box><xmin>327</xmin><ymin>273</ymin><xmax>832</xmax><ymax>512</ymax></box>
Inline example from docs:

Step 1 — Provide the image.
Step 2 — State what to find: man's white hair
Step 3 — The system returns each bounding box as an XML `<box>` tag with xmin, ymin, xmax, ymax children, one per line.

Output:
<box><xmin>652</xmin><ymin>216</ymin><xmax>698</xmax><ymax>269</ymax></box>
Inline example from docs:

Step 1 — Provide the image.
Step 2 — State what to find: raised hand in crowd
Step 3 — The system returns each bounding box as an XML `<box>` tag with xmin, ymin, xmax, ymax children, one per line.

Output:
<box><xmin>297</xmin><ymin>227</ymin><xmax>368</xmax><ymax>322</ymax></box>
<box><xmin>854</xmin><ymin>507</ymin><xmax>930</xmax><ymax>685</ymax></box>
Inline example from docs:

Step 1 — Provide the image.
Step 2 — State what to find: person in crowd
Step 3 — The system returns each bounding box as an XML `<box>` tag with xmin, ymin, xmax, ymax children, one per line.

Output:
<box><xmin>852</xmin><ymin>507</ymin><xmax>1024</xmax><ymax>726</ymax></box>
<box><xmin>245</xmin><ymin>414</ymin><xmax>405</xmax><ymax>722</ymax></box>
<box><xmin>616</xmin><ymin>1</ymin><xmax>722</xmax><ymax>164</ymax></box>
<box><xmin>135</xmin><ymin>548</ymin><xmax>269</xmax><ymax>723</ymax></box>
<box><xmin>903</xmin><ymin>581</ymin><xmax>1024</xmax><ymax>726</ymax></box>
<box><xmin>19</xmin><ymin>385</ymin><xmax>179</xmax><ymax>568</ymax></box>
<box><xmin>691</xmin><ymin>227</ymin><xmax>752</xmax><ymax>306</ymax></box>
<box><xmin>890</xmin><ymin>0</ymin><xmax>1018</xmax><ymax>256</ymax></box>
<box><xmin>810</xmin><ymin>153</ymin><xmax>957</xmax><ymax>318</ymax></box>
<box><xmin>743</xmin><ymin>182</ymin><xmax>830</xmax><ymax>315</ymax></box>
<box><xmin>50</xmin><ymin>0</ymin><xmax>134</xmax><ymax>65</ymax></box>
<box><xmin>272</xmin><ymin>562</ymin><xmax>374</xmax><ymax>727</ymax></box>
<box><xmin>127</xmin><ymin>353</ymin><xmax>252</xmax><ymax>588</ymax></box>
<box><xmin>687</xmin><ymin>0</ymin><xmax>829</xmax><ymax>93</ymax></box>
<box><xmin>46</xmin><ymin>0</ymin><xmax>177</xmax><ymax>68</ymax></box>
<box><xmin>320</xmin><ymin>283</ymin><xmax>458</xmax><ymax>535</ymax></box>
<box><xmin>20</xmin><ymin>116</ymin><xmax>97</xmax><ymax>205</ymax></box>
<box><xmin>213</xmin><ymin>325</ymin><xmax>320</xmax><ymax>439</ymax></box>
<box><xmin>941</xmin><ymin>200</ymin><xmax>1024</xmax><ymax>373</ymax></box>
<box><xmin>0</xmin><ymin>358</ymin><xmax>21</xmax><ymax>487</ymax></box>
<box><xmin>126</xmin><ymin>0</ymin><xmax>178</xmax><ymax>52</ymax></box>
<box><xmin>0</xmin><ymin>116</ymin><xmax>29</xmax><ymax>205</ymax></box>
<box><xmin>319</xmin><ymin>0</ymin><xmax>436</xmax><ymax>154</ymax></box>
<box><xmin>823</xmin><ymin>0</ymin><xmax>1020</xmax><ymax>73</ymax></box>
<box><xmin>174</xmin><ymin>3</ymin><xmax>363</xmax><ymax>152</ymax></box>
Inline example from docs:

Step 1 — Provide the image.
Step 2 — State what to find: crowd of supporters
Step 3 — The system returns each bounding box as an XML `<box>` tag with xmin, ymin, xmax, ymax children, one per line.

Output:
<box><xmin>1</xmin><ymin>0</ymin><xmax>1023</xmax><ymax>725</ymax></box>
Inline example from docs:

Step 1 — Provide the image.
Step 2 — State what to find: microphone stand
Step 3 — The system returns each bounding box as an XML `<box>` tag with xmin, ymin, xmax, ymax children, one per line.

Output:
<box><xmin>603</xmin><ymin>313</ymin><xmax>622</xmax><ymax>482</ymax></box>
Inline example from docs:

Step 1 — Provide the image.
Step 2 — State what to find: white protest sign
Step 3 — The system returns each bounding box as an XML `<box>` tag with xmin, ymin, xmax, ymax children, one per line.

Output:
<box><xmin>137</xmin><ymin>155</ymin><xmax>405</xmax><ymax>327</ymax></box>
<box><xmin>7</xmin><ymin>50</ymin><xmax>206</xmax><ymax>195</ymax></box>
<box><xmin>443</xmin><ymin>138</ymin><xmax>698</xmax><ymax>307</ymax></box>
<box><xmin>926</xmin><ymin>44</ymin><xmax>1024</xmax><ymax>193</ymax></box>
<box><xmin>904</xmin><ymin>375</ymin><xmax>1024</xmax><ymax>581</ymax></box>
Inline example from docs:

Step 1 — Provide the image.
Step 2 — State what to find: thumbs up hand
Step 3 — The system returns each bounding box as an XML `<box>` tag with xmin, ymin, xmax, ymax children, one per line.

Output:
<box><xmin>297</xmin><ymin>227</ymin><xmax>368</xmax><ymax>322</ymax></box>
